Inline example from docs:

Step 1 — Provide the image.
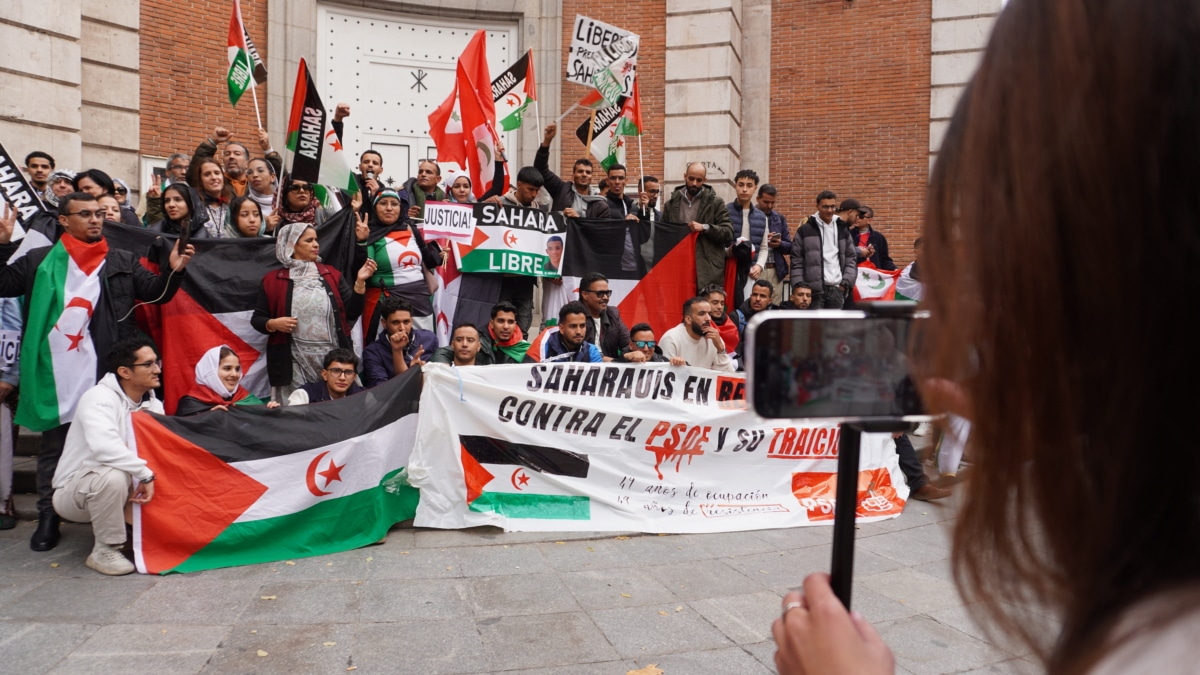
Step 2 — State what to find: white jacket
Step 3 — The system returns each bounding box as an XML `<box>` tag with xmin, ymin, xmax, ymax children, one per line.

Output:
<box><xmin>52</xmin><ymin>372</ymin><xmax>161</xmax><ymax>488</ymax></box>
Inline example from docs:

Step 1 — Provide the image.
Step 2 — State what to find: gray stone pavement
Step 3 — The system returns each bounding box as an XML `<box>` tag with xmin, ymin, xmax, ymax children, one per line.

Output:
<box><xmin>0</xmin><ymin>488</ymin><xmax>1042</xmax><ymax>675</ymax></box>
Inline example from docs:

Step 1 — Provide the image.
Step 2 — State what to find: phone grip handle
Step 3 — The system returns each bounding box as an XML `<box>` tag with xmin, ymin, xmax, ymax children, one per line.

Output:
<box><xmin>830</xmin><ymin>425</ymin><xmax>862</xmax><ymax>609</ymax></box>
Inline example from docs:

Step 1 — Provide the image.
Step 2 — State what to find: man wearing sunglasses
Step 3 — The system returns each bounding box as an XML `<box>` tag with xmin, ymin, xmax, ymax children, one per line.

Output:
<box><xmin>621</xmin><ymin>323</ymin><xmax>668</xmax><ymax>363</ymax></box>
<box><xmin>51</xmin><ymin>337</ymin><xmax>166</xmax><ymax>575</ymax></box>
<box><xmin>287</xmin><ymin>348</ymin><xmax>364</xmax><ymax>405</ymax></box>
<box><xmin>578</xmin><ymin>273</ymin><xmax>636</xmax><ymax>361</ymax></box>
<box><xmin>0</xmin><ymin>192</ymin><xmax>193</xmax><ymax>552</ymax></box>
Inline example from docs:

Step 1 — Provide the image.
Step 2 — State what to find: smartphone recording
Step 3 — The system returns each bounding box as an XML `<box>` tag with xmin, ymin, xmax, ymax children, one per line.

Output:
<box><xmin>746</xmin><ymin>308</ymin><xmax>931</xmax><ymax>422</ymax></box>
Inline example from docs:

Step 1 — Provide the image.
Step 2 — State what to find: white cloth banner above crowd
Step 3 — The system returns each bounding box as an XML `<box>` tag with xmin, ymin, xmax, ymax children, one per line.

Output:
<box><xmin>408</xmin><ymin>363</ymin><xmax>909</xmax><ymax>533</ymax></box>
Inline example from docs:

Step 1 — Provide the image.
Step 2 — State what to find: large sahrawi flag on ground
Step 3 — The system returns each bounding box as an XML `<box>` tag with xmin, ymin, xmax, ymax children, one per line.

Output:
<box><xmin>15</xmin><ymin>236</ymin><xmax>106</xmax><ymax>431</ymax></box>
<box><xmin>286</xmin><ymin>58</ymin><xmax>357</xmax><ymax>194</ymax></box>
<box><xmin>132</xmin><ymin>369</ymin><xmax>422</xmax><ymax>574</ymax></box>
<box><xmin>409</xmin><ymin>363</ymin><xmax>907</xmax><ymax>533</ymax></box>
<box><xmin>103</xmin><ymin>212</ymin><xmax>356</xmax><ymax>413</ymax></box>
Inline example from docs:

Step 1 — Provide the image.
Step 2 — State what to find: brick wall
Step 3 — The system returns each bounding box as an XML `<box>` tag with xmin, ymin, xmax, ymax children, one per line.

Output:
<box><xmin>558</xmin><ymin>3</ymin><xmax>667</xmax><ymax>185</ymax></box>
<box><xmin>770</xmin><ymin>0</ymin><xmax>931</xmax><ymax>265</ymax></box>
<box><xmin>140</xmin><ymin>0</ymin><xmax>270</xmax><ymax>159</ymax></box>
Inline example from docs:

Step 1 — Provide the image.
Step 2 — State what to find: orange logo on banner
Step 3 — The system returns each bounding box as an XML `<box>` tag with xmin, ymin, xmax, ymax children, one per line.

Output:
<box><xmin>790</xmin><ymin>467</ymin><xmax>905</xmax><ymax>522</ymax></box>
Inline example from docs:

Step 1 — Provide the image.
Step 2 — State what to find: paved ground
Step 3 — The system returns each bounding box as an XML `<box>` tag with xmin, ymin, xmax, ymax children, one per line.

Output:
<box><xmin>0</xmin><ymin>487</ymin><xmax>1041</xmax><ymax>675</ymax></box>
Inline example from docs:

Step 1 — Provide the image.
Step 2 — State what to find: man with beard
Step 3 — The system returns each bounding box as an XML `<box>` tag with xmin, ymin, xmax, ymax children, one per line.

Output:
<box><xmin>191</xmin><ymin>126</ymin><xmax>281</xmax><ymax>197</ymax></box>
<box><xmin>578</xmin><ymin>273</ymin><xmax>636</xmax><ymax>361</ymax></box>
<box><xmin>702</xmin><ymin>285</ymin><xmax>741</xmax><ymax>356</ymax></box>
<box><xmin>663</xmin><ymin>162</ymin><xmax>733</xmax><ymax>292</ymax></box>
<box><xmin>734</xmin><ymin>280</ymin><xmax>777</xmax><ymax>364</ymax></box>
<box><xmin>0</xmin><ymin>193</ymin><xmax>193</xmax><ymax>552</ymax></box>
<box><xmin>660</xmin><ymin>296</ymin><xmax>734</xmax><ymax>371</ymax></box>
<box><xmin>779</xmin><ymin>282</ymin><xmax>814</xmax><ymax>310</ymax></box>
<box><xmin>483</xmin><ymin>301</ymin><xmax>532</xmax><ymax>364</ymax></box>
<box><xmin>534</xmin><ymin>123</ymin><xmax>610</xmax><ymax>219</ymax></box>
<box><xmin>403</xmin><ymin>160</ymin><xmax>446</xmax><ymax>220</ymax></box>
<box><xmin>362</xmin><ymin>297</ymin><xmax>437</xmax><ymax>387</ymax></box>
<box><xmin>534</xmin><ymin>302</ymin><xmax>603</xmax><ymax>363</ymax></box>
<box><xmin>23</xmin><ymin>152</ymin><xmax>54</xmax><ymax>194</ymax></box>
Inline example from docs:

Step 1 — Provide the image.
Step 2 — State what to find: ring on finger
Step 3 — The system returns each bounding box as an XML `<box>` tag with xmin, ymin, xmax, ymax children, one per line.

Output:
<box><xmin>782</xmin><ymin>600</ymin><xmax>803</xmax><ymax>616</ymax></box>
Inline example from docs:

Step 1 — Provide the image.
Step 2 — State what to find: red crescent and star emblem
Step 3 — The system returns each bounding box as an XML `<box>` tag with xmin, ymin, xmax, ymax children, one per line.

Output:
<box><xmin>397</xmin><ymin>251</ymin><xmax>421</xmax><ymax>269</ymax></box>
<box><xmin>503</xmin><ymin>231</ymin><xmax>519</xmax><ymax>248</ymax></box>
<box><xmin>505</xmin><ymin>93</ymin><xmax>521</xmax><ymax>107</ymax></box>
<box><xmin>54</xmin><ymin>297</ymin><xmax>95</xmax><ymax>352</ymax></box>
<box><xmin>325</xmin><ymin>129</ymin><xmax>343</xmax><ymax>152</ymax></box>
<box><xmin>305</xmin><ymin>451</ymin><xmax>345</xmax><ymax>497</ymax></box>
<box><xmin>510</xmin><ymin>468</ymin><xmax>531</xmax><ymax>491</ymax></box>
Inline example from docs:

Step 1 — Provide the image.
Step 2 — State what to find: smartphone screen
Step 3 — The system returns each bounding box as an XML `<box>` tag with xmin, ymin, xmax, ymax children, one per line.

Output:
<box><xmin>747</xmin><ymin>310</ymin><xmax>930</xmax><ymax>421</ymax></box>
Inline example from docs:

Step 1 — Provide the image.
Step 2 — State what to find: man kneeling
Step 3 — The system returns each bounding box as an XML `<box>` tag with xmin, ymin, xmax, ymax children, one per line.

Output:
<box><xmin>52</xmin><ymin>337</ymin><xmax>162</xmax><ymax>576</ymax></box>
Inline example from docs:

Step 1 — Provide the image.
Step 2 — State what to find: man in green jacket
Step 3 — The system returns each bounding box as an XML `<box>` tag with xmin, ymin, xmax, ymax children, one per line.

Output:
<box><xmin>662</xmin><ymin>162</ymin><xmax>734</xmax><ymax>293</ymax></box>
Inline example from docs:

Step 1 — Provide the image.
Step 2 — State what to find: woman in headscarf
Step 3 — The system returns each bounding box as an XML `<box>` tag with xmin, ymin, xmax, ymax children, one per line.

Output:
<box><xmin>111</xmin><ymin>178</ymin><xmax>141</xmax><ymax>227</ymax></box>
<box><xmin>447</xmin><ymin>174</ymin><xmax>474</xmax><ymax>204</ymax></box>
<box><xmin>176</xmin><ymin>345</ymin><xmax>276</xmax><ymax>416</ymax></box>
<box><xmin>353</xmin><ymin>188</ymin><xmax>444</xmax><ymax>340</ymax></box>
<box><xmin>42</xmin><ymin>170</ymin><xmax>75</xmax><ymax>208</ymax></box>
<box><xmin>188</xmin><ymin>156</ymin><xmax>233</xmax><ymax>238</ymax></box>
<box><xmin>146</xmin><ymin>183</ymin><xmax>210</xmax><ymax>269</ymax></box>
<box><xmin>273</xmin><ymin>174</ymin><xmax>335</xmax><ymax>229</ymax></box>
<box><xmin>252</xmin><ymin>222</ymin><xmax>374</xmax><ymax>402</ymax></box>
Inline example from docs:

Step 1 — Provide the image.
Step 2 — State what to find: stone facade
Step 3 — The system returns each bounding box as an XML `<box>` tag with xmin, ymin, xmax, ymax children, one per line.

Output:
<box><xmin>929</xmin><ymin>0</ymin><xmax>1004</xmax><ymax>162</ymax></box>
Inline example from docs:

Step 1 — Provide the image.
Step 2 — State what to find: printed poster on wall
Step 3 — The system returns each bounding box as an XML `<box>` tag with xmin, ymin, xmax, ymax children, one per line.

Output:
<box><xmin>408</xmin><ymin>363</ymin><xmax>909</xmax><ymax>533</ymax></box>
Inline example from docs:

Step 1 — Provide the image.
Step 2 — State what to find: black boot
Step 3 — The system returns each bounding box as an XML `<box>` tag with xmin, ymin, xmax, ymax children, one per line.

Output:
<box><xmin>30</xmin><ymin>512</ymin><xmax>61</xmax><ymax>552</ymax></box>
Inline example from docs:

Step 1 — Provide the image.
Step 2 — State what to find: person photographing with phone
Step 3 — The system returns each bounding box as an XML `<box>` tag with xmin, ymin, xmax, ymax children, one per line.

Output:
<box><xmin>772</xmin><ymin>1</ymin><xmax>1200</xmax><ymax>672</ymax></box>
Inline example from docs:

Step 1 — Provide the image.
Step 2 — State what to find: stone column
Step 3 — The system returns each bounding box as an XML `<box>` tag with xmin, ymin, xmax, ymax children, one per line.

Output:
<box><xmin>740</xmin><ymin>0</ymin><xmax>770</xmax><ymax>183</ymax></box>
<box><xmin>79</xmin><ymin>0</ymin><xmax>140</xmax><ymax>190</ymax></box>
<box><xmin>929</xmin><ymin>0</ymin><xmax>1004</xmax><ymax>167</ymax></box>
<box><xmin>663</xmin><ymin>0</ymin><xmax>743</xmax><ymax>201</ymax></box>
<box><xmin>0</xmin><ymin>2</ymin><xmax>84</xmax><ymax>171</ymax></box>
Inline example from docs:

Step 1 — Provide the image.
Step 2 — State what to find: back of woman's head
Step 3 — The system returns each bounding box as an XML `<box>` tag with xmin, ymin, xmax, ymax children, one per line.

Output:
<box><xmin>921</xmin><ymin>0</ymin><xmax>1200</xmax><ymax>669</ymax></box>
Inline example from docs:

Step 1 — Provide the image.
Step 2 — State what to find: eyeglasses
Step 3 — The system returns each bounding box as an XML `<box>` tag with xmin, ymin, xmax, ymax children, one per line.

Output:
<box><xmin>130</xmin><ymin>360</ymin><xmax>162</xmax><ymax>370</ymax></box>
<box><xmin>583</xmin><ymin>289</ymin><xmax>612</xmax><ymax>298</ymax></box>
<box><xmin>634</xmin><ymin>340</ymin><xmax>657</xmax><ymax>349</ymax></box>
<box><xmin>287</xmin><ymin>184</ymin><xmax>314</xmax><ymax>193</ymax></box>
<box><xmin>325</xmin><ymin>367</ymin><xmax>356</xmax><ymax>378</ymax></box>
<box><xmin>64</xmin><ymin>210</ymin><xmax>102</xmax><ymax>220</ymax></box>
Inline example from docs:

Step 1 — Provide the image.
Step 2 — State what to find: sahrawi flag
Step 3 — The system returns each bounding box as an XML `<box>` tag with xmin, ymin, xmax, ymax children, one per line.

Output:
<box><xmin>853</xmin><ymin>266</ymin><xmax>902</xmax><ymax>302</ymax></box>
<box><xmin>492</xmin><ymin>49</ymin><xmax>537</xmax><ymax>132</ymax></box>
<box><xmin>226</xmin><ymin>0</ymin><xmax>257</xmax><ymax>106</ymax></box>
<box><xmin>131</xmin><ymin>369</ymin><xmax>423</xmax><ymax>574</ymax></box>
<box><xmin>460</xmin><ymin>435</ymin><xmax>591</xmax><ymax>520</ymax></box>
<box><xmin>16</xmin><ymin>236</ymin><xmax>107</xmax><ymax>431</ymax></box>
<box><xmin>575</xmin><ymin>96</ymin><xmax>629</xmax><ymax>172</ymax></box>
<box><xmin>286</xmin><ymin>58</ymin><xmax>357</xmax><ymax>194</ymax></box>
<box><xmin>428</xmin><ymin>30</ymin><xmax>504</xmax><ymax>200</ymax></box>
<box><xmin>104</xmin><ymin>213</ymin><xmax>357</xmax><ymax>414</ymax></box>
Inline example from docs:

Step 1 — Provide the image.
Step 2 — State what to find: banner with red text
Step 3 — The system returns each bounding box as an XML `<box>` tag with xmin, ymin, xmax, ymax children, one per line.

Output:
<box><xmin>408</xmin><ymin>363</ymin><xmax>907</xmax><ymax>533</ymax></box>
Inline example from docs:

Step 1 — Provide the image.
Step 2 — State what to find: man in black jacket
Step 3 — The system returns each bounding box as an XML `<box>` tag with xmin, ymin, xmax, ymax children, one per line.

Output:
<box><xmin>789</xmin><ymin>190</ymin><xmax>858</xmax><ymax>309</ymax></box>
<box><xmin>534</xmin><ymin>123</ymin><xmax>610</xmax><ymax>219</ymax></box>
<box><xmin>578</xmin><ymin>273</ymin><xmax>637</xmax><ymax>361</ymax></box>
<box><xmin>0</xmin><ymin>193</ymin><xmax>193</xmax><ymax>552</ymax></box>
<box><xmin>852</xmin><ymin>205</ymin><xmax>896</xmax><ymax>271</ymax></box>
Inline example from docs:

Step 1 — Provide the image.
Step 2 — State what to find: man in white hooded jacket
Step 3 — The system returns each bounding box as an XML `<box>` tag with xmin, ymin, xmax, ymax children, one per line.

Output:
<box><xmin>52</xmin><ymin>337</ymin><xmax>161</xmax><ymax>575</ymax></box>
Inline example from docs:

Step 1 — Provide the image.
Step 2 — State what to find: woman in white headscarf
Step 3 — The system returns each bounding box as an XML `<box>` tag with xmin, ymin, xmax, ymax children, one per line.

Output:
<box><xmin>175</xmin><ymin>345</ymin><xmax>277</xmax><ymax>415</ymax></box>
<box><xmin>252</xmin><ymin>222</ymin><xmax>374</xmax><ymax>402</ymax></box>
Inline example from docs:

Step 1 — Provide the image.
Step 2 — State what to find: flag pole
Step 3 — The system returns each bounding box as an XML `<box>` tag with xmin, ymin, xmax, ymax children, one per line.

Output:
<box><xmin>556</xmin><ymin>103</ymin><xmax>580</xmax><ymax>125</ymax></box>
<box><xmin>251</xmin><ymin>85</ymin><xmax>264</xmax><ymax>130</ymax></box>
<box><xmin>586</xmin><ymin>109</ymin><xmax>597</xmax><ymax>156</ymax></box>
<box><xmin>637</xmin><ymin>134</ymin><xmax>644</xmax><ymax>189</ymax></box>
<box><xmin>533</xmin><ymin>99</ymin><xmax>542</xmax><ymax>144</ymax></box>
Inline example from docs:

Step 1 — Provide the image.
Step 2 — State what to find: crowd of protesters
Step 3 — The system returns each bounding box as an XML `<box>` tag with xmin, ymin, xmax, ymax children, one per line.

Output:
<box><xmin>0</xmin><ymin>105</ymin><xmax>945</xmax><ymax>577</ymax></box>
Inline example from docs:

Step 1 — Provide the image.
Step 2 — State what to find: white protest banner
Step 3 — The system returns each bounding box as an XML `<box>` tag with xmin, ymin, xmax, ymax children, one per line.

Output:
<box><xmin>589</xmin><ymin>34</ymin><xmax>639</xmax><ymax>104</ymax></box>
<box><xmin>408</xmin><ymin>363</ymin><xmax>909</xmax><ymax>533</ymax></box>
<box><xmin>421</xmin><ymin>201</ymin><xmax>476</xmax><ymax>243</ymax></box>
<box><xmin>453</xmin><ymin>202</ymin><xmax>567</xmax><ymax>278</ymax></box>
<box><xmin>567</xmin><ymin>15</ymin><xmax>639</xmax><ymax>92</ymax></box>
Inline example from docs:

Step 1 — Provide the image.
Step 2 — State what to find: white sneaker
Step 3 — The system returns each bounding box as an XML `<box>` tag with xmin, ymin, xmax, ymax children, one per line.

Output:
<box><xmin>86</xmin><ymin>543</ymin><xmax>135</xmax><ymax>576</ymax></box>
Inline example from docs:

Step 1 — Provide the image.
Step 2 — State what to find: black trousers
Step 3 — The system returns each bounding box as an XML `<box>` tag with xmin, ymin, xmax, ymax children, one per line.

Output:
<box><xmin>37</xmin><ymin>423</ymin><xmax>71</xmax><ymax>515</ymax></box>
<box><xmin>499</xmin><ymin>276</ymin><xmax>536</xmax><ymax>335</ymax></box>
<box><xmin>893</xmin><ymin>433</ymin><xmax>928</xmax><ymax>491</ymax></box>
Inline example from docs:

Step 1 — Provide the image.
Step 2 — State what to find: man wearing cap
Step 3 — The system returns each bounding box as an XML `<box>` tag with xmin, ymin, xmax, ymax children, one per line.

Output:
<box><xmin>789</xmin><ymin>190</ymin><xmax>857</xmax><ymax>309</ymax></box>
<box><xmin>852</xmin><ymin>205</ymin><xmax>896</xmax><ymax>271</ymax></box>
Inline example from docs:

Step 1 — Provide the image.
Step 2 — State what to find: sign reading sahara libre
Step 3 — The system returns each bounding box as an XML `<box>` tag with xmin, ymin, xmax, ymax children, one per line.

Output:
<box><xmin>408</xmin><ymin>363</ymin><xmax>909</xmax><ymax>533</ymax></box>
<box><xmin>452</xmin><ymin>203</ymin><xmax>567</xmax><ymax>278</ymax></box>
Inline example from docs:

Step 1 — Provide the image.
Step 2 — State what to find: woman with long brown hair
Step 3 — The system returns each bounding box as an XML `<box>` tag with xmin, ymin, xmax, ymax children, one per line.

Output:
<box><xmin>773</xmin><ymin>0</ymin><xmax>1200</xmax><ymax>672</ymax></box>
